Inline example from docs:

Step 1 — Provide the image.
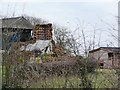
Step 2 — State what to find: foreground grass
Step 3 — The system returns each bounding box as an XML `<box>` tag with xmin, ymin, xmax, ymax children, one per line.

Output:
<box><xmin>27</xmin><ymin>76</ymin><xmax>80</xmax><ymax>88</ymax></box>
<box><xmin>0</xmin><ymin>66</ymin><xmax>2</xmax><ymax>78</ymax></box>
<box><xmin>25</xmin><ymin>69</ymin><xmax>118</xmax><ymax>88</ymax></box>
<box><xmin>0</xmin><ymin>66</ymin><xmax>2</xmax><ymax>88</ymax></box>
<box><xmin>91</xmin><ymin>69</ymin><xmax>118</xmax><ymax>88</ymax></box>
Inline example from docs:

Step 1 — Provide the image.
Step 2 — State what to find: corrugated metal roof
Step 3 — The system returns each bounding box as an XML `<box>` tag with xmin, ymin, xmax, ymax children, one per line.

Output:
<box><xmin>1</xmin><ymin>16</ymin><xmax>33</xmax><ymax>29</ymax></box>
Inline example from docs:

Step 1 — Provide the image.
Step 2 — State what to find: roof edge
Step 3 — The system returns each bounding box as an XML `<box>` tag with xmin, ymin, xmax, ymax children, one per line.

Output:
<box><xmin>89</xmin><ymin>47</ymin><xmax>120</xmax><ymax>53</ymax></box>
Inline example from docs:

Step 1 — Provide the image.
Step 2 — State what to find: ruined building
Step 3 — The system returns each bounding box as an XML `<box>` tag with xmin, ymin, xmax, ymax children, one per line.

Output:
<box><xmin>89</xmin><ymin>47</ymin><xmax>120</xmax><ymax>68</ymax></box>
<box><xmin>23</xmin><ymin>23</ymin><xmax>56</xmax><ymax>55</ymax></box>
<box><xmin>33</xmin><ymin>24</ymin><xmax>52</xmax><ymax>40</ymax></box>
<box><xmin>0</xmin><ymin>16</ymin><xmax>33</xmax><ymax>50</ymax></box>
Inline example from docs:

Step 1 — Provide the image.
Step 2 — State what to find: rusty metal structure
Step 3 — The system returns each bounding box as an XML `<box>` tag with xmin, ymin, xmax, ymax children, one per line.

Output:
<box><xmin>33</xmin><ymin>23</ymin><xmax>52</xmax><ymax>40</ymax></box>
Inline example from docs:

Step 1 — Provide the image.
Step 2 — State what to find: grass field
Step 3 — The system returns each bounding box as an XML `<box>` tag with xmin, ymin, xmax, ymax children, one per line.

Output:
<box><xmin>25</xmin><ymin>69</ymin><xmax>118</xmax><ymax>88</ymax></box>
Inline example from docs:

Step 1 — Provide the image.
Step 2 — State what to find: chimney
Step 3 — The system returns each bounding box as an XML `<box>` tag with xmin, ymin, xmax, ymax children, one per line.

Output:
<box><xmin>118</xmin><ymin>1</ymin><xmax>120</xmax><ymax>47</ymax></box>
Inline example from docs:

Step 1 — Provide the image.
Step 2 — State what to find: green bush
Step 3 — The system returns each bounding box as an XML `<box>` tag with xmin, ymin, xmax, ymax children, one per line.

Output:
<box><xmin>77</xmin><ymin>58</ymin><xmax>97</xmax><ymax>74</ymax></box>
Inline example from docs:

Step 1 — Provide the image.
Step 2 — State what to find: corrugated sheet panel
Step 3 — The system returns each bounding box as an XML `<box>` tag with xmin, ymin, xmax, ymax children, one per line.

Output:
<box><xmin>1</xmin><ymin>16</ymin><xmax>33</xmax><ymax>29</ymax></box>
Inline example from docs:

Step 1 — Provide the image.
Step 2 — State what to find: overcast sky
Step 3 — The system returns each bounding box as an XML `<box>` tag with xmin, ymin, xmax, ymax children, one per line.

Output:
<box><xmin>0</xmin><ymin>0</ymin><xmax>119</xmax><ymax>47</ymax></box>
<box><xmin>0</xmin><ymin>0</ymin><xmax>119</xmax><ymax>2</ymax></box>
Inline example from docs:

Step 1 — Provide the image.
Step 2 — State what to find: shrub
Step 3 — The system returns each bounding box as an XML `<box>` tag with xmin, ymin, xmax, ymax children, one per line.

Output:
<box><xmin>77</xmin><ymin>57</ymin><xmax>97</xmax><ymax>74</ymax></box>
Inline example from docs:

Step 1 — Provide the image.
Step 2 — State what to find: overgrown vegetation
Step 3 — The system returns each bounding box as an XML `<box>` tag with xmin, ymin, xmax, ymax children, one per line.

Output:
<box><xmin>1</xmin><ymin>15</ymin><xmax>119</xmax><ymax>89</ymax></box>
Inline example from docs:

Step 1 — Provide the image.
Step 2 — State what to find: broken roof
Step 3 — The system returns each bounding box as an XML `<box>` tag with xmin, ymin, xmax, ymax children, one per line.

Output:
<box><xmin>89</xmin><ymin>47</ymin><xmax>120</xmax><ymax>53</ymax></box>
<box><xmin>0</xmin><ymin>16</ymin><xmax>33</xmax><ymax>29</ymax></box>
<box><xmin>20</xmin><ymin>40</ymin><xmax>51</xmax><ymax>52</ymax></box>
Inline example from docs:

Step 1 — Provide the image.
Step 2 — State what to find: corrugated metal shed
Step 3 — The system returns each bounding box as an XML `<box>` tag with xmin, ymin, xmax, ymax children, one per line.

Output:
<box><xmin>1</xmin><ymin>16</ymin><xmax>34</xmax><ymax>50</ymax></box>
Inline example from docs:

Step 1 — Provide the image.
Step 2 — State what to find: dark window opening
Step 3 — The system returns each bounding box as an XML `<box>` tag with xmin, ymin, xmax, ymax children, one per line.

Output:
<box><xmin>108</xmin><ymin>53</ymin><xmax>114</xmax><ymax>60</ymax></box>
<box><xmin>20</xmin><ymin>29</ymin><xmax>31</xmax><ymax>42</ymax></box>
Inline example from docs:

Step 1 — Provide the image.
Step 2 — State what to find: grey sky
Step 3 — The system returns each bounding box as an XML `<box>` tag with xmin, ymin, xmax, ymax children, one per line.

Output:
<box><xmin>0</xmin><ymin>1</ymin><xmax>119</xmax><ymax>47</ymax></box>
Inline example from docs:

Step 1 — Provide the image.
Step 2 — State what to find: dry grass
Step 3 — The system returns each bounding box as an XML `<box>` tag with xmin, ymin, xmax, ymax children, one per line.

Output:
<box><xmin>21</xmin><ymin>69</ymin><xmax>118</xmax><ymax>88</ymax></box>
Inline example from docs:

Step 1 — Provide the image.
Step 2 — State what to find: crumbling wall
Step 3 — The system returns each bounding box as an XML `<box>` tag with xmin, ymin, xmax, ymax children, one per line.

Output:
<box><xmin>33</xmin><ymin>23</ymin><xmax>52</xmax><ymax>40</ymax></box>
